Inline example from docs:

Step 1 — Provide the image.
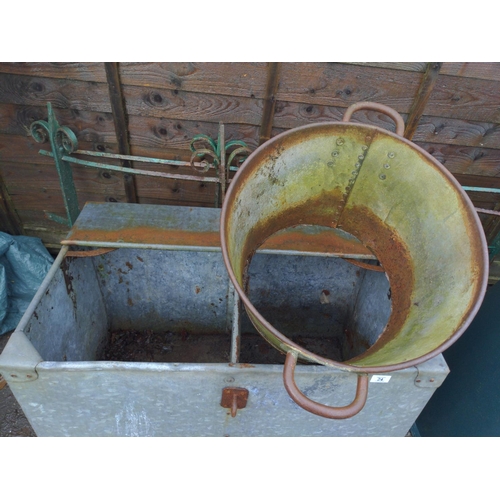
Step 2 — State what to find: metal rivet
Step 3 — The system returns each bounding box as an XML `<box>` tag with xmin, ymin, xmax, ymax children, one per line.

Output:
<box><xmin>384</xmin><ymin>164</ymin><xmax>390</xmax><ymax>169</ymax></box>
<box><xmin>336</xmin><ymin>138</ymin><xmax>344</xmax><ymax>146</ymax></box>
<box><xmin>10</xmin><ymin>374</ymin><xmax>17</xmax><ymax>378</ymax></box>
<box><xmin>388</xmin><ymin>152</ymin><xmax>395</xmax><ymax>158</ymax></box>
<box><xmin>345</xmin><ymin>186</ymin><xmax>350</xmax><ymax>192</ymax></box>
<box><xmin>327</xmin><ymin>162</ymin><xmax>334</xmax><ymax>167</ymax></box>
<box><xmin>352</xmin><ymin>171</ymin><xmax>358</xmax><ymax>175</ymax></box>
<box><xmin>429</xmin><ymin>378</ymin><xmax>435</xmax><ymax>383</ymax></box>
<box><xmin>379</xmin><ymin>174</ymin><xmax>386</xmax><ymax>180</ymax></box>
<box><xmin>416</xmin><ymin>379</ymin><xmax>421</xmax><ymax>383</ymax></box>
<box><xmin>355</xmin><ymin>162</ymin><xmax>361</xmax><ymax>168</ymax></box>
<box><xmin>362</xmin><ymin>145</ymin><xmax>368</xmax><ymax>151</ymax></box>
<box><xmin>332</xmin><ymin>151</ymin><xmax>339</xmax><ymax>157</ymax></box>
<box><xmin>358</xmin><ymin>155</ymin><xmax>364</xmax><ymax>160</ymax></box>
<box><xmin>225</xmin><ymin>377</ymin><xmax>235</xmax><ymax>383</ymax></box>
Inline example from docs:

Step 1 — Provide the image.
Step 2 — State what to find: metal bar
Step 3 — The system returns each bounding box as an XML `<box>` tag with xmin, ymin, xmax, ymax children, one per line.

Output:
<box><xmin>259</xmin><ymin>62</ymin><xmax>281</xmax><ymax>145</ymax></box>
<box><xmin>40</xmin><ymin>149</ymin><xmax>240</xmax><ymax>173</ymax></box>
<box><xmin>463</xmin><ymin>186</ymin><xmax>500</xmax><ymax>194</ymax></box>
<box><xmin>230</xmin><ymin>284</ymin><xmax>241</xmax><ymax>364</ymax></box>
<box><xmin>104</xmin><ymin>62</ymin><xmax>138</xmax><ymax>203</ymax></box>
<box><xmin>218</xmin><ymin>123</ymin><xmax>226</xmax><ymax>206</ymax></box>
<box><xmin>476</xmin><ymin>208</ymin><xmax>500</xmax><ymax>216</ymax></box>
<box><xmin>59</xmin><ymin>238</ymin><xmax>377</xmax><ymax>259</ymax></box>
<box><xmin>48</xmin><ymin>154</ymin><xmax>220</xmax><ymax>183</ymax></box>
<box><xmin>15</xmin><ymin>245</ymin><xmax>69</xmax><ymax>333</ymax></box>
<box><xmin>45</xmin><ymin>104</ymin><xmax>80</xmax><ymax>225</ymax></box>
<box><xmin>404</xmin><ymin>63</ymin><xmax>442</xmax><ymax>140</ymax></box>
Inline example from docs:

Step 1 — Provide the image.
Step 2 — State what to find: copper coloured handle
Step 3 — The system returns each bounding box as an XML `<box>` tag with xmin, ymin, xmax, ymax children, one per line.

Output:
<box><xmin>342</xmin><ymin>102</ymin><xmax>405</xmax><ymax>137</ymax></box>
<box><xmin>283</xmin><ymin>351</ymin><xmax>369</xmax><ymax>419</ymax></box>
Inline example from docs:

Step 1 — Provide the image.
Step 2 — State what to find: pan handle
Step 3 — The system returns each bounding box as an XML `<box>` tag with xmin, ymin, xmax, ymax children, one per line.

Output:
<box><xmin>342</xmin><ymin>102</ymin><xmax>405</xmax><ymax>137</ymax></box>
<box><xmin>283</xmin><ymin>351</ymin><xmax>369</xmax><ymax>419</ymax></box>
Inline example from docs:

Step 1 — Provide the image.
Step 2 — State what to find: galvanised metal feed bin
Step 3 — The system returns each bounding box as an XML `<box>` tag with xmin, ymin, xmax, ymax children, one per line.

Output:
<box><xmin>0</xmin><ymin>201</ymin><xmax>452</xmax><ymax>436</ymax></box>
<box><xmin>0</xmin><ymin>102</ymin><xmax>488</xmax><ymax>436</ymax></box>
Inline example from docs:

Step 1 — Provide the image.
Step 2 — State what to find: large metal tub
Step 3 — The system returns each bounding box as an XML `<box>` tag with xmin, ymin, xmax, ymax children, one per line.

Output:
<box><xmin>221</xmin><ymin>102</ymin><xmax>488</xmax><ymax>418</ymax></box>
<box><xmin>0</xmin><ymin>203</ymin><xmax>449</xmax><ymax>436</ymax></box>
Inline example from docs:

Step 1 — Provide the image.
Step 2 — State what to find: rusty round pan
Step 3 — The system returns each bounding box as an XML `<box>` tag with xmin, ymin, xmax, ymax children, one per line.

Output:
<box><xmin>220</xmin><ymin>102</ymin><xmax>489</xmax><ymax>418</ymax></box>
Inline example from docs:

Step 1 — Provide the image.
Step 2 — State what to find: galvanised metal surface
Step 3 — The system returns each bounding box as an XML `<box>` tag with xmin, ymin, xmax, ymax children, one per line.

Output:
<box><xmin>221</xmin><ymin>102</ymin><xmax>488</xmax><ymax>374</ymax></box>
<box><xmin>5</xmin><ymin>357</ymin><xmax>447</xmax><ymax>437</ymax></box>
<box><xmin>0</xmin><ymin>203</ymin><xmax>450</xmax><ymax>436</ymax></box>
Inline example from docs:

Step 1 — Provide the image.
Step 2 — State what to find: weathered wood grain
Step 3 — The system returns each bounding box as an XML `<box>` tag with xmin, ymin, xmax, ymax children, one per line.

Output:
<box><xmin>0</xmin><ymin>73</ymin><xmax>112</xmax><ymax>112</ymax></box>
<box><xmin>274</xmin><ymin>101</ymin><xmax>500</xmax><ymax>150</ymax></box>
<box><xmin>415</xmin><ymin>142</ymin><xmax>500</xmax><ymax>176</ymax></box>
<box><xmin>0</xmin><ymin>133</ymin><xmax>120</xmax><ymax>164</ymax></box>
<box><xmin>123</xmin><ymin>85</ymin><xmax>264</xmax><ymax>125</ymax></box>
<box><xmin>453</xmin><ymin>173</ymin><xmax>500</xmax><ymax>189</ymax></box>
<box><xmin>440</xmin><ymin>63</ymin><xmax>500</xmax><ymax>81</ymax></box>
<box><xmin>276</xmin><ymin>63</ymin><xmax>500</xmax><ymax>124</ymax></box>
<box><xmin>0</xmin><ymin>172</ymin><xmax>23</xmax><ymax>235</ymax></box>
<box><xmin>426</xmin><ymin>74</ymin><xmax>500</xmax><ymax>123</ymax></box>
<box><xmin>0</xmin><ymin>63</ymin><xmax>107</xmax><ymax>82</ymax></box>
<box><xmin>0</xmin><ymin>162</ymin><xmax>124</xmax><ymax>196</ymax></box>
<box><xmin>345</xmin><ymin>63</ymin><xmax>428</xmax><ymax>72</ymax></box>
<box><xmin>347</xmin><ymin>62</ymin><xmax>500</xmax><ymax>82</ymax></box>
<box><xmin>273</xmin><ymin>101</ymin><xmax>406</xmax><ymax>133</ymax></box>
<box><xmin>404</xmin><ymin>63</ymin><xmax>442</xmax><ymax>140</ymax></box>
<box><xmin>0</xmin><ymin>103</ymin><xmax>117</xmax><ymax>143</ymax></box>
<box><xmin>276</xmin><ymin>63</ymin><xmax>422</xmax><ymax>112</ymax></box>
<box><xmin>127</xmin><ymin>115</ymin><xmax>260</xmax><ymax>153</ymax></box>
<box><xmin>259</xmin><ymin>63</ymin><xmax>281</xmax><ymax>144</ymax></box>
<box><xmin>105</xmin><ymin>62</ymin><xmax>137</xmax><ymax>203</ymax></box>
<box><xmin>118</xmin><ymin>62</ymin><xmax>268</xmax><ymax>99</ymax></box>
<box><xmin>0</xmin><ymin>74</ymin><xmax>265</xmax><ymax>125</ymax></box>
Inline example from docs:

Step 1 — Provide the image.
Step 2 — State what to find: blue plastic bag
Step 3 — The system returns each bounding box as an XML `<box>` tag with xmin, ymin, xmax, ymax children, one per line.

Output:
<box><xmin>0</xmin><ymin>232</ymin><xmax>54</xmax><ymax>335</ymax></box>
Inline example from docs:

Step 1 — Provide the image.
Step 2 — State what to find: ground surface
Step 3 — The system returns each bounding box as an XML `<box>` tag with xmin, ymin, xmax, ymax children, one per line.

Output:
<box><xmin>0</xmin><ymin>331</ymin><xmax>36</xmax><ymax>437</ymax></box>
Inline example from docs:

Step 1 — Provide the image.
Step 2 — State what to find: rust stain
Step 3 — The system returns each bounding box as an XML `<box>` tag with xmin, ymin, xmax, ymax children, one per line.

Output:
<box><xmin>339</xmin><ymin>204</ymin><xmax>415</xmax><ymax>363</ymax></box>
<box><xmin>62</xmin><ymin>223</ymin><xmax>374</xmax><ymax>257</ymax></box>
<box><xmin>238</xmin><ymin>363</ymin><xmax>255</xmax><ymax>368</ymax></box>
<box><xmin>195</xmin><ymin>286</ymin><xmax>201</xmax><ymax>294</ymax></box>
<box><xmin>262</xmin><ymin>229</ymin><xmax>374</xmax><ymax>256</ymax></box>
<box><xmin>127</xmin><ymin>297</ymin><xmax>134</xmax><ymax>306</ymax></box>
<box><xmin>63</xmin><ymin>226</ymin><xmax>221</xmax><ymax>248</ymax></box>
<box><xmin>125</xmin><ymin>261</ymin><xmax>133</xmax><ymax>270</ymax></box>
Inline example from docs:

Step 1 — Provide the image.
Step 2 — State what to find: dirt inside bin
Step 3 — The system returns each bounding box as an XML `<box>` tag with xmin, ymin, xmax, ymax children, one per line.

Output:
<box><xmin>99</xmin><ymin>328</ymin><xmax>344</xmax><ymax>365</ymax></box>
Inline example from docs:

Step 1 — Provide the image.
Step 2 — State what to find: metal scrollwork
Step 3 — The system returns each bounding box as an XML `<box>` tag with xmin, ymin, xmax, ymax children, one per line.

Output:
<box><xmin>29</xmin><ymin>103</ymin><xmax>79</xmax><ymax>154</ymax></box>
<box><xmin>189</xmin><ymin>134</ymin><xmax>250</xmax><ymax>175</ymax></box>
<box><xmin>55</xmin><ymin>126</ymin><xmax>78</xmax><ymax>154</ymax></box>
<box><xmin>30</xmin><ymin>119</ymin><xmax>50</xmax><ymax>144</ymax></box>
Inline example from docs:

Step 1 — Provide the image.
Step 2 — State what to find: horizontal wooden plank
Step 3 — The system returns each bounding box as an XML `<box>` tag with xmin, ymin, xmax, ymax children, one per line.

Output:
<box><xmin>276</xmin><ymin>63</ymin><xmax>500</xmax><ymax>124</ymax></box>
<box><xmin>415</xmin><ymin>142</ymin><xmax>500</xmax><ymax>176</ymax></box>
<box><xmin>440</xmin><ymin>63</ymin><xmax>500</xmax><ymax>81</ymax></box>
<box><xmin>452</xmin><ymin>173</ymin><xmax>500</xmax><ymax>189</ymax></box>
<box><xmin>412</xmin><ymin>115</ymin><xmax>500</xmax><ymax>149</ymax></box>
<box><xmin>426</xmin><ymin>74</ymin><xmax>500</xmax><ymax>123</ymax></box>
<box><xmin>0</xmin><ymin>133</ymin><xmax>120</xmax><ymax>164</ymax></box>
<box><xmin>273</xmin><ymin>101</ymin><xmax>407</xmax><ymax>134</ymax></box>
<box><xmin>0</xmin><ymin>63</ymin><xmax>107</xmax><ymax>82</ymax></box>
<box><xmin>0</xmin><ymin>73</ymin><xmax>112</xmax><ymax>112</ymax></box>
<box><xmin>0</xmin><ymin>102</ymin><xmax>117</xmax><ymax>143</ymax></box>
<box><xmin>123</xmin><ymin>85</ymin><xmax>263</xmax><ymax>125</ymax></box>
<box><xmin>276</xmin><ymin>63</ymin><xmax>422</xmax><ymax>112</ymax></box>
<box><xmin>0</xmin><ymin>162</ymin><xmax>125</xmax><ymax>195</ymax></box>
<box><xmin>347</xmin><ymin>62</ymin><xmax>500</xmax><ymax>82</ymax></box>
<box><xmin>119</xmin><ymin>62</ymin><xmax>268</xmax><ymax>99</ymax></box>
<box><xmin>0</xmin><ymin>73</ymin><xmax>264</xmax><ymax>126</ymax></box>
<box><xmin>274</xmin><ymin>101</ymin><xmax>500</xmax><ymax>150</ymax></box>
<box><xmin>127</xmin><ymin>115</ymin><xmax>261</xmax><ymax>152</ymax></box>
<box><xmin>345</xmin><ymin>62</ymin><xmax>427</xmax><ymax>72</ymax></box>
